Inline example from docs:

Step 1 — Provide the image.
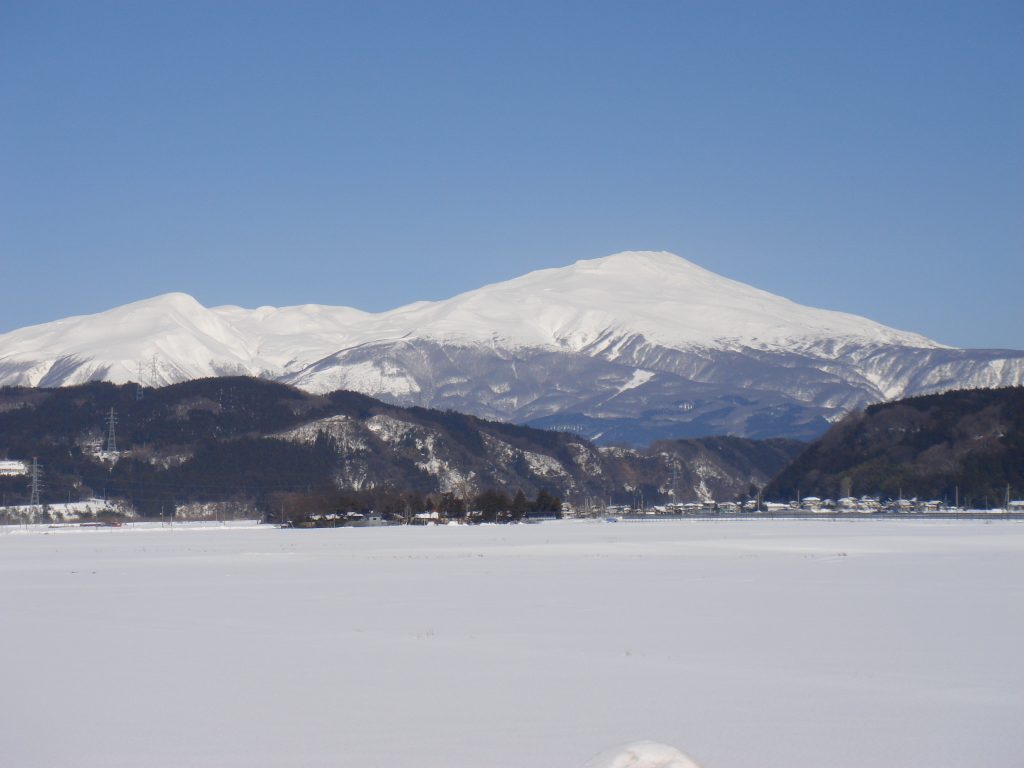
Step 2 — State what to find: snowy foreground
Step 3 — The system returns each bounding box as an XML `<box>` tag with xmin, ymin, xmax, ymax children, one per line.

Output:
<box><xmin>1</xmin><ymin>519</ymin><xmax>1022</xmax><ymax>768</ymax></box>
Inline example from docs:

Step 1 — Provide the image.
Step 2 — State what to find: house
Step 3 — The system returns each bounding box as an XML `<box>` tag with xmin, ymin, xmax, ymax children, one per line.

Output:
<box><xmin>858</xmin><ymin>497</ymin><xmax>882</xmax><ymax>513</ymax></box>
<box><xmin>412</xmin><ymin>511</ymin><xmax>440</xmax><ymax>525</ymax></box>
<box><xmin>343</xmin><ymin>511</ymin><xmax>390</xmax><ymax>527</ymax></box>
<box><xmin>0</xmin><ymin>460</ymin><xmax>28</xmax><ymax>477</ymax></box>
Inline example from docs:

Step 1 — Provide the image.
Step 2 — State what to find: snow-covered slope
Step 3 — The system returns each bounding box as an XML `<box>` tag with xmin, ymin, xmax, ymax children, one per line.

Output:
<box><xmin>2</xmin><ymin>251</ymin><xmax>1021</xmax><ymax>441</ymax></box>
<box><xmin>330</xmin><ymin>250</ymin><xmax>941</xmax><ymax>352</ymax></box>
<box><xmin>0</xmin><ymin>293</ymin><xmax>267</xmax><ymax>387</ymax></box>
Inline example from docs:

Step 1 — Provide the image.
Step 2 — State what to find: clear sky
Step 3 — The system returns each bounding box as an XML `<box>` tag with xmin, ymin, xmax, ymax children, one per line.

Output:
<box><xmin>2</xmin><ymin>1</ymin><xmax>1021</xmax><ymax>348</ymax></box>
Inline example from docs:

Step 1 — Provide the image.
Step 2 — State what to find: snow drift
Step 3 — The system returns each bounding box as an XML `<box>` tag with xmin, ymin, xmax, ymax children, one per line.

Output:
<box><xmin>584</xmin><ymin>741</ymin><xmax>703</xmax><ymax>768</ymax></box>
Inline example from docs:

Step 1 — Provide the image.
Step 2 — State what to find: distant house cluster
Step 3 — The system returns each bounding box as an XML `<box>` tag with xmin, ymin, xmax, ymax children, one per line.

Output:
<box><xmin>602</xmin><ymin>495</ymin><xmax>1024</xmax><ymax>516</ymax></box>
<box><xmin>0</xmin><ymin>460</ymin><xmax>28</xmax><ymax>476</ymax></box>
<box><xmin>782</xmin><ymin>496</ymin><xmax>1020</xmax><ymax>514</ymax></box>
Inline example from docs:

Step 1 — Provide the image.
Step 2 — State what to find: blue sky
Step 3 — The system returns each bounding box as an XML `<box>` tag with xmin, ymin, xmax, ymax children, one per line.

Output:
<box><xmin>2</xmin><ymin>1</ymin><xmax>1021</xmax><ymax>348</ymax></box>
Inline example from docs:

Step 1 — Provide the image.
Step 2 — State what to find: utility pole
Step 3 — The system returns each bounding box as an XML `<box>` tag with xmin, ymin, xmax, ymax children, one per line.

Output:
<box><xmin>28</xmin><ymin>458</ymin><xmax>43</xmax><ymax>507</ymax></box>
<box><xmin>105</xmin><ymin>407</ymin><xmax>118</xmax><ymax>453</ymax></box>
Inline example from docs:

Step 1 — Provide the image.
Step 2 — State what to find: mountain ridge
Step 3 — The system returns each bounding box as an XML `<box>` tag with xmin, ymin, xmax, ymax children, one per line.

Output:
<box><xmin>2</xmin><ymin>251</ymin><xmax>1021</xmax><ymax>443</ymax></box>
<box><xmin>0</xmin><ymin>377</ymin><xmax>804</xmax><ymax>515</ymax></box>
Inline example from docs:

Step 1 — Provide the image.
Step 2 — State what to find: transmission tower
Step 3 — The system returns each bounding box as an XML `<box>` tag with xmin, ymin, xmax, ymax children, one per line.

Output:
<box><xmin>136</xmin><ymin>361</ymin><xmax>144</xmax><ymax>401</ymax></box>
<box><xmin>105</xmin><ymin>407</ymin><xmax>118</xmax><ymax>453</ymax></box>
<box><xmin>150</xmin><ymin>354</ymin><xmax>159</xmax><ymax>387</ymax></box>
<box><xmin>28</xmin><ymin>458</ymin><xmax>43</xmax><ymax>506</ymax></box>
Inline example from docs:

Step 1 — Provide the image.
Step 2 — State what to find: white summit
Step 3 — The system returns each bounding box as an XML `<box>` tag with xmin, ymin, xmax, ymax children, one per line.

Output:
<box><xmin>355</xmin><ymin>250</ymin><xmax>938</xmax><ymax>351</ymax></box>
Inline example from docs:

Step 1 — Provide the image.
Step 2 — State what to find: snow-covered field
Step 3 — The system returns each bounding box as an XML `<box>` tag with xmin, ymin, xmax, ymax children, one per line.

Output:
<box><xmin>1</xmin><ymin>519</ymin><xmax>1021</xmax><ymax>767</ymax></box>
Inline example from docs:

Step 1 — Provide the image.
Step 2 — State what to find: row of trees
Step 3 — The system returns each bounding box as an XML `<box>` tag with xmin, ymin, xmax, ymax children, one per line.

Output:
<box><xmin>453</xmin><ymin>488</ymin><xmax>562</xmax><ymax>522</ymax></box>
<box><xmin>275</xmin><ymin>486</ymin><xmax>563</xmax><ymax>527</ymax></box>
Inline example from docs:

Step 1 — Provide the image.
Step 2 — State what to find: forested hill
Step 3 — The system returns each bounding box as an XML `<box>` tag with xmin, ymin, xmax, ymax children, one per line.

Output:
<box><xmin>0</xmin><ymin>378</ymin><xmax>801</xmax><ymax>516</ymax></box>
<box><xmin>764</xmin><ymin>387</ymin><xmax>1024</xmax><ymax>505</ymax></box>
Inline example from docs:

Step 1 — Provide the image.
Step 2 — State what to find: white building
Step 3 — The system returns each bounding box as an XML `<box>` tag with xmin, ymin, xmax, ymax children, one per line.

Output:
<box><xmin>0</xmin><ymin>460</ymin><xmax>28</xmax><ymax>476</ymax></box>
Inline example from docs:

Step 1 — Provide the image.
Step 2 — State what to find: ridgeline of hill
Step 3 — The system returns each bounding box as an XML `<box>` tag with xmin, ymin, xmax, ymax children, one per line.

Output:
<box><xmin>0</xmin><ymin>378</ymin><xmax>802</xmax><ymax>517</ymax></box>
<box><xmin>764</xmin><ymin>387</ymin><xmax>1024</xmax><ymax>505</ymax></box>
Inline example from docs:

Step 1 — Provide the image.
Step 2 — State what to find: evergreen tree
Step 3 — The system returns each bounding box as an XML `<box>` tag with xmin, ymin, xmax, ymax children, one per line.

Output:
<box><xmin>510</xmin><ymin>489</ymin><xmax>529</xmax><ymax>520</ymax></box>
<box><xmin>532</xmin><ymin>489</ymin><xmax>562</xmax><ymax>514</ymax></box>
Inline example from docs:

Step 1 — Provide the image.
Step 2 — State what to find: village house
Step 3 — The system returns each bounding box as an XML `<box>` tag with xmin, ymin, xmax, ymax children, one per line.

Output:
<box><xmin>0</xmin><ymin>460</ymin><xmax>28</xmax><ymax>476</ymax></box>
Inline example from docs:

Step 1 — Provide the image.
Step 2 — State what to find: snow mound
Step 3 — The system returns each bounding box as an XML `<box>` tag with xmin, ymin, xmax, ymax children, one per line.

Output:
<box><xmin>584</xmin><ymin>741</ymin><xmax>702</xmax><ymax>768</ymax></box>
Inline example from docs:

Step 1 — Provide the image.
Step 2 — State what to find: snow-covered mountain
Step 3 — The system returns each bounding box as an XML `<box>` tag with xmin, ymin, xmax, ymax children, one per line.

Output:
<box><xmin>2</xmin><ymin>251</ymin><xmax>1021</xmax><ymax>442</ymax></box>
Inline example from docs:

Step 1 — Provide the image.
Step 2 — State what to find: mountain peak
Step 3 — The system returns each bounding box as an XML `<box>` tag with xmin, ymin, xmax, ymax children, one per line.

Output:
<box><xmin>417</xmin><ymin>249</ymin><xmax>942</xmax><ymax>352</ymax></box>
<box><xmin>120</xmin><ymin>292</ymin><xmax>207</xmax><ymax>315</ymax></box>
<box><xmin>576</xmin><ymin>250</ymin><xmax>701</xmax><ymax>270</ymax></box>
